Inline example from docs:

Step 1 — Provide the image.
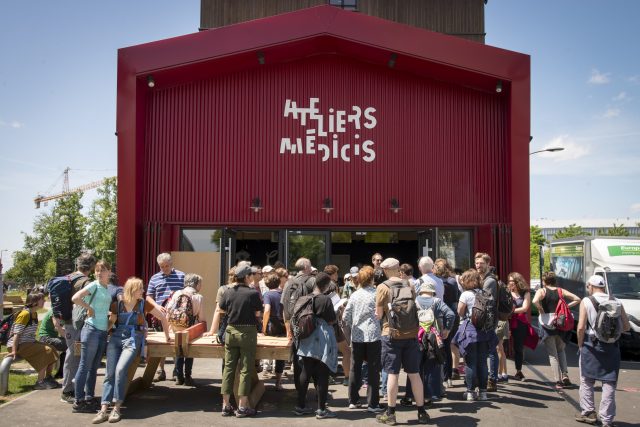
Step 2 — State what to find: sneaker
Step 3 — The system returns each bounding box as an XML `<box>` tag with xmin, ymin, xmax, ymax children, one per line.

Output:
<box><xmin>486</xmin><ymin>379</ymin><xmax>497</xmax><ymax>392</ymax></box>
<box><xmin>86</xmin><ymin>398</ymin><xmax>100</xmax><ymax>412</ymax></box>
<box><xmin>555</xmin><ymin>382</ymin><xmax>564</xmax><ymax>390</ymax></box>
<box><xmin>367</xmin><ymin>405</ymin><xmax>385</xmax><ymax>414</ymax></box>
<box><xmin>575</xmin><ymin>411</ymin><xmax>598</xmax><ymax>425</ymax></box>
<box><xmin>34</xmin><ymin>380</ymin><xmax>49</xmax><ymax>390</ymax></box>
<box><xmin>175</xmin><ymin>376</ymin><xmax>185</xmax><ymax>385</ymax></box>
<box><xmin>342</xmin><ymin>378</ymin><xmax>349</xmax><ymax>386</ymax></box>
<box><xmin>348</xmin><ymin>403</ymin><xmax>362</xmax><ymax>409</ymax></box>
<box><xmin>184</xmin><ymin>376</ymin><xmax>195</xmax><ymax>387</ymax></box>
<box><xmin>294</xmin><ymin>406</ymin><xmax>315</xmax><ymax>416</ymax></box>
<box><xmin>431</xmin><ymin>395</ymin><xmax>442</xmax><ymax>402</ymax></box>
<box><xmin>562</xmin><ymin>376</ymin><xmax>572</xmax><ymax>387</ymax></box>
<box><xmin>514</xmin><ymin>371</ymin><xmax>525</xmax><ymax>381</ymax></box>
<box><xmin>417</xmin><ymin>410</ymin><xmax>430</xmax><ymax>424</ymax></box>
<box><xmin>44</xmin><ymin>376</ymin><xmax>61</xmax><ymax>388</ymax></box>
<box><xmin>478</xmin><ymin>391</ymin><xmax>488</xmax><ymax>401</ymax></box>
<box><xmin>60</xmin><ymin>391</ymin><xmax>75</xmax><ymax>403</ymax></box>
<box><xmin>221</xmin><ymin>405</ymin><xmax>235</xmax><ymax>417</ymax></box>
<box><xmin>108</xmin><ymin>409</ymin><xmax>121</xmax><ymax>423</ymax></box>
<box><xmin>139</xmin><ymin>357</ymin><xmax>147</xmax><ymax>366</ymax></box>
<box><xmin>235</xmin><ymin>407</ymin><xmax>257</xmax><ymax>418</ymax></box>
<box><xmin>153</xmin><ymin>370</ymin><xmax>166</xmax><ymax>382</ymax></box>
<box><xmin>316</xmin><ymin>408</ymin><xmax>337</xmax><ymax>419</ymax></box>
<box><xmin>446</xmin><ymin>379</ymin><xmax>453</xmax><ymax>388</ymax></box>
<box><xmin>274</xmin><ymin>382</ymin><xmax>284</xmax><ymax>391</ymax></box>
<box><xmin>451</xmin><ymin>369</ymin><xmax>461</xmax><ymax>380</ymax></box>
<box><xmin>92</xmin><ymin>410</ymin><xmax>109</xmax><ymax>424</ymax></box>
<box><xmin>72</xmin><ymin>400</ymin><xmax>96</xmax><ymax>414</ymax></box>
<box><xmin>497</xmin><ymin>374</ymin><xmax>508</xmax><ymax>383</ymax></box>
<box><xmin>399</xmin><ymin>397</ymin><xmax>413</xmax><ymax>407</ymax></box>
<box><xmin>376</xmin><ymin>412</ymin><xmax>397</xmax><ymax>426</ymax></box>
<box><xmin>465</xmin><ymin>391</ymin><xmax>476</xmax><ymax>401</ymax></box>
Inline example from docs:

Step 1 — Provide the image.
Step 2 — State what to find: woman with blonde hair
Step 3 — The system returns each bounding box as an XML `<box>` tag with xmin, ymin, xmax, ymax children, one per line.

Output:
<box><xmin>91</xmin><ymin>277</ymin><xmax>170</xmax><ymax>424</ymax></box>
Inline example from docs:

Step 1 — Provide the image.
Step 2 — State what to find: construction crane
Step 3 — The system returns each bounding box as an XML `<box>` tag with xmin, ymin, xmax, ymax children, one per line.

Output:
<box><xmin>34</xmin><ymin>167</ymin><xmax>116</xmax><ymax>209</ymax></box>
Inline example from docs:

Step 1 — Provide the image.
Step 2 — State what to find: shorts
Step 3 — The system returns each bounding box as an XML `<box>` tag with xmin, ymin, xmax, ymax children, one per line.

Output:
<box><xmin>11</xmin><ymin>342</ymin><xmax>59</xmax><ymax>372</ymax></box>
<box><xmin>381</xmin><ymin>336</ymin><xmax>421</xmax><ymax>374</ymax></box>
<box><xmin>496</xmin><ymin>320</ymin><xmax>510</xmax><ymax>341</ymax></box>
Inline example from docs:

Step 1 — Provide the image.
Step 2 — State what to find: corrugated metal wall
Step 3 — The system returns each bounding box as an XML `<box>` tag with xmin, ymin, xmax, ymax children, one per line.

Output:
<box><xmin>143</xmin><ymin>54</ymin><xmax>508</xmax><ymax>227</ymax></box>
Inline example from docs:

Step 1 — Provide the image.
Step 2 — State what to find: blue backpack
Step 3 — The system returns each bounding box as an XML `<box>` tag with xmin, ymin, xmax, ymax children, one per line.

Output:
<box><xmin>47</xmin><ymin>273</ymin><xmax>87</xmax><ymax>321</ymax></box>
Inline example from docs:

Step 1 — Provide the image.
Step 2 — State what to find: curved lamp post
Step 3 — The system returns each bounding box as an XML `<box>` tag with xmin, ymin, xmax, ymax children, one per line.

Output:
<box><xmin>529</xmin><ymin>147</ymin><xmax>565</xmax><ymax>155</ymax></box>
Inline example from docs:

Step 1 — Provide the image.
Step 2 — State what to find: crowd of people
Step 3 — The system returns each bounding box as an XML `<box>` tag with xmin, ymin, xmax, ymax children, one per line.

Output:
<box><xmin>2</xmin><ymin>250</ymin><xmax>631</xmax><ymax>426</ymax></box>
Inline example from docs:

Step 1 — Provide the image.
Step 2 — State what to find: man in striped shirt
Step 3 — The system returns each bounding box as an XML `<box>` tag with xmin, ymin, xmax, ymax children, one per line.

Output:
<box><xmin>146</xmin><ymin>252</ymin><xmax>185</xmax><ymax>381</ymax></box>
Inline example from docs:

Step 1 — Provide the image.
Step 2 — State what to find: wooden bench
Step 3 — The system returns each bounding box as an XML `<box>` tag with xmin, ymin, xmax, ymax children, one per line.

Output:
<box><xmin>131</xmin><ymin>323</ymin><xmax>290</xmax><ymax>407</ymax></box>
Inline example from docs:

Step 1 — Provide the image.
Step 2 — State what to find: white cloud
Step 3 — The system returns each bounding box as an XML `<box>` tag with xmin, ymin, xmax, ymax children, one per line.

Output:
<box><xmin>631</xmin><ymin>203</ymin><xmax>640</xmax><ymax>213</ymax></box>
<box><xmin>612</xmin><ymin>92</ymin><xmax>628</xmax><ymax>101</ymax></box>
<box><xmin>589</xmin><ymin>69</ymin><xmax>611</xmax><ymax>84</ymax></box>
<box><xmin>0</xmin><ymin>119</ymin><xmax>24</xmax><ymax>129</ymax></box>
<box><xmin>534</xmin><ymin>135</ymin><xmax>590</xmax><ymax>161</ymax></box>
<box><xmin>629</xmin><ymin>75</ymin><xmax>640</xmax><ymax>84</ymax></box>
<box><xmin>602</xmin><ymin>108</ymin><xmax>621</xmax><ymax>118</ymax></box>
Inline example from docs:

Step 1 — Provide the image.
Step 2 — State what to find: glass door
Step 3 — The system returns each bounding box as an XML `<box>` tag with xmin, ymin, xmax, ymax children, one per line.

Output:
<box><xmin>417</xmin><ymin>229</ymin><xmax>436</xmax><ymax>260</ymax></box>
<box><xmin>286</xmin><ymin>230</ymin><xmax>330</xmax><ymax>269</ymax></box>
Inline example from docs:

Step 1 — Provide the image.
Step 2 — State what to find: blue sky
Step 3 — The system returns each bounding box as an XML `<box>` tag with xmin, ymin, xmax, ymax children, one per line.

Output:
<box><xmin>1</xmin><ymin>1</ymin><xmax>639</xmax><ymax>270</ymax></box>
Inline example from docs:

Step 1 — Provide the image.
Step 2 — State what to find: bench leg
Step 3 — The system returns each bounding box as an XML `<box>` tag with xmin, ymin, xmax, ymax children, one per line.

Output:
<box><xmin>141</xmin><ymin>357</ymin><xmax>161</xmax><ymax>390</ymax></box>
<box><xmin>0</xmin><ymin>356</ymin><xmax>15</xmax><ymax>396</ymax></box>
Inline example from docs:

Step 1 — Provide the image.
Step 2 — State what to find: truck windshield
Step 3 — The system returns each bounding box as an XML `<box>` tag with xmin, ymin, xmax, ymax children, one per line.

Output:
<box><xmin>606</xmin><ymin>272</ymin><xmax>640</xmax><ymax>299</ymax></box>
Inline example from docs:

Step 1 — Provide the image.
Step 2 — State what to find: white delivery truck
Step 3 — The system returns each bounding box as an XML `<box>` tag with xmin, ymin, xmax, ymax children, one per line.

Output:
<box><xmin>550</xmin><ymin>236</ymin><xmax>640</xmax><ymax>352</ymax></box>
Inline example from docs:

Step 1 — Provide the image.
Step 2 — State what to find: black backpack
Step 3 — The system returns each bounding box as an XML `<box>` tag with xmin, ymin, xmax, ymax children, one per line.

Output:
<box><xmin>486</xmin><ymin>273</ymin><xmax>514</xmax><ymax>321</ymax></box>
<box><xmin>282</xmin><ymin>275</ymin><xmax>313</xmax><ymax>320</ymax></box>
<box><xmin>471</xmin><ymin>289</ymin><xmax>497</xmax><ymax>332</ymax></box>
<box><xmin>291</xmin><ymin>295</ymin><xmax>316</xmax><ymax>341</ymax></box>
<box><xmin>420</xmin><ymin>328</ymin><xmax>447</xmax><ymax>364</ymax></box>
<box><xmin>0</xmin><ymin>312</ymin><xmax>19</xmax><ymax>345</ymax></box>
<box><xmin>47</xmin><ymin>273</ymin><xmax>87</xmax><ymax>321</ymax></box>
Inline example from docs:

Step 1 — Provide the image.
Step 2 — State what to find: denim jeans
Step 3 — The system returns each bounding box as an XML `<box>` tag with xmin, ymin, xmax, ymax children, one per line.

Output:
<box><xmin>74</xmin><ymin>324</ymin><xmax>107</xmax><ymax>401</ymax></box>
<box><xmin>488</xmin><ymin>343</ymin><xmax>499</xmax><ymax>381</ymax></box>
<box><xmin>101</xmin><ymin>327</ymin><xmax>142</xmax><ymax>404</ymax></box>
<box><xmin>464</xmin><ymin>341</ymin><xmax>489</xmax><ymax>392</ymax></box>
<box><xmin>174</xmin><ymin>357</ymin><xmax>194</xmax><ymax>378</ymax></box>
<box><xmin>62</xmin><ymin>323</ymin><xmax>81</xmax><ymax>394</ymax></box>
<box><xmin>380</xmin><ymin>369</ymin><xmax>388</xmax><ymax>395</ymax></box>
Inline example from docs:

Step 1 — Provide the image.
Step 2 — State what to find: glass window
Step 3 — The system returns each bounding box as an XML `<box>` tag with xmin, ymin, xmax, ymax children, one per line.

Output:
<box><xmin>288</xmin><ymin>231</ymin><xmax>327</xmax><ymax>269</ymax></box>
<box><xmin>437</xmin><ymin>230</ymin><xmax>472</xmax><ymax>271</ymax></box>
<box><xmin>180</xmin><ymin>229</ymin><xmax>222</xmax><ymax>252</ymax></box>
<box><xmin>329</xmin><ymin>0</ymin><xmax>358</xmax><ymax>11</ymax></box>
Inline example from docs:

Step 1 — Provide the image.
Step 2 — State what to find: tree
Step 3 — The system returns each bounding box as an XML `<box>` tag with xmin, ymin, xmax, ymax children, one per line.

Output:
<box><xmin>530</xmin><ymin>226</ymin><xmax>548</xmax><ymax>279</ymax></box>
<box><xmin>553</xmin><ymin>224</ymin><xmax>591</xmax><ymax>239</ymax></box>
<box><xmin>597</xmin><ymin>223</ymin><xmax>630</xmax><ymax>237</ymax></box>
<box><xmin>5</xmin><ymin>193</ymin><xmax>86</xmax><ymax>283</ymax></box>
<box><xmin>85</xmin><ymin>178</ymin><xmax>118</xmax><ymax>264</ymax></box>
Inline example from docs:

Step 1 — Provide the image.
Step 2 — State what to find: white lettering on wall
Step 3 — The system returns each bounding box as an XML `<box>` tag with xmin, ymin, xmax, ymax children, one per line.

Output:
<box><xmin>280</xmin><ymin>98</ymin><xmax>377</xmax><ymax>163</ymax></box>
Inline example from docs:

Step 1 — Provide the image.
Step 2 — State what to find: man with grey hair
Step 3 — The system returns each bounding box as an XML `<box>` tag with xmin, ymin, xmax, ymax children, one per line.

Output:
<box><xmin>165</xmin><ymin>273</ymin><xmax>205</xmax><ymax>386</ymax></box>
<box><xmin>146</xmin><ymin>252</ymin><xmax>185</xmax><ymax>382</ymax></box>
<box><xmin>59</xmin><ymin>252</ymin><xmax>96</xmax><ymax>403</ymax></box>
<box><xmin>417</xmin><ymin>257</ymin><xmax>443</xmax><ymax>300</ymax></box>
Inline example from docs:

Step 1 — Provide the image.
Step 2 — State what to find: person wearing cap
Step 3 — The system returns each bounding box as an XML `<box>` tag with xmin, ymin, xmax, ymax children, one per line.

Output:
<box><xmin>342</xmin><ymin>266</ymin><xmax>359</xmax><ymax>299</ymax></box>
<box><xmin>259</xmin><ymin>265</ymin><xmax>274</xmax><ymax>295</ymax></box>
<box><xmin>218</xmin><ymin>262</ymin><xmax>263</xmax><ymax>418</ymax></box>
<box><xmin>532</xmin><ymin>271</ymin><xmax>581</xmax><ymax>389</ymax></box>
<box><xmin>375</xmin><ymin>258</ymin><xmax>429</xmax><ymax>425</ymax></box>
<box><xmin>401</xmin><ymin>279</ymin><xmax>455</xmax><ymax>406</ymax></box>
<box><xmin>295</xmin><ymin>272</ymin><xmax>338</xmax><ymax>419</ymax></box>
<box><xmin>575</xmin><ymin>275</ymin><xmax>630</xmax><ymax>427</ymax></box>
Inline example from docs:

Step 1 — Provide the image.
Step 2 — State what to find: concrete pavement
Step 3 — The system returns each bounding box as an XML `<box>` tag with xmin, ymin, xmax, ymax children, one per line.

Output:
<box><xmin>1</xmin><ymin>340</ymin><xmax>638</xmax><ymax>426</ymax></box>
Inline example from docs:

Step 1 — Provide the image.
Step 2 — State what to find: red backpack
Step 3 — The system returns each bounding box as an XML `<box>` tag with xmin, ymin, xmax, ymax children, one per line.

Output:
<box><xmin>553</xmin><ymin>288</ymin><xmax>575</xmax><ymax>331</ymax></box>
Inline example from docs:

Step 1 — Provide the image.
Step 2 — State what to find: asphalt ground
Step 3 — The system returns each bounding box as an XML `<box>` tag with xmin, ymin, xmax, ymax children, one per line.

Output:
<box><xmin>1</xmin><ymin>340</ymin><xmax>638</xmax><ymax>427</ymax></box>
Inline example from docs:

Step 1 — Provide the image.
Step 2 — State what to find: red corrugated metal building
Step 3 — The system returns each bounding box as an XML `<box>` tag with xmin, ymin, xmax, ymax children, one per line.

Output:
<box><xmin>116</xmin><ymin>5</ymin><xmax>530</xmax><ymax>287</ymax></box>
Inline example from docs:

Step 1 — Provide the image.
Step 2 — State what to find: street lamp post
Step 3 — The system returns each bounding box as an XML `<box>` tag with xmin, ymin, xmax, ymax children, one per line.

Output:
<box><xmin>529</xmin><ymin>147</ymin><xmax>565</xmax><ymax>155</ymax></box>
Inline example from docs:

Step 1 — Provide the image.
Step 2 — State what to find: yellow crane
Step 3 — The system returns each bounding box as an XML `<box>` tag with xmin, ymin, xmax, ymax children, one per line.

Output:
<box><xmin>34</xmin><ymin>167</ymin><xmax>116</xmax><ymax>208</ymax></box>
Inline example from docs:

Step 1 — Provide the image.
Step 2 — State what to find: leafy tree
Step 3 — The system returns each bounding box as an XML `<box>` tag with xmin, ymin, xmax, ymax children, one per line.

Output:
<box><xmin>5</xmin><ymin>193</ymin><xmax>86</xmax><ymax>283</ymax></box>
<box><xmin>553</xmin><ymin>224</ymin><xmax>591</xmax><ymax>239</ymax></box>
<box><xmin>597</xmin><ymin>223</ymin><xmax>630</xmax><ymax>237</ymax></box>
<box><xmin>85</xmin><ymin>178</ymin><xmax>118</xmax><ymax>263</ymax></box>
<box><xmin>530</xmin><ymin>226</ymin><xmax>548</xmax><ymax>279</ymax></box>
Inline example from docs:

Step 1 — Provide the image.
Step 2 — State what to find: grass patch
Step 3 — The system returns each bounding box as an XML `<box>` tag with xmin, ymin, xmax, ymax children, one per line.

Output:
<box><xmin>0</xmin><ymin>371</ymin><xmax>38</xmax><ymax>405</ymax></box>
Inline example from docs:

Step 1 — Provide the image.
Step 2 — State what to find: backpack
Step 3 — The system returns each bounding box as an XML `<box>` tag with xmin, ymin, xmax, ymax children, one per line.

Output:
<box><xmin>486</xmin><ymin>273</ymin><xmax>514</xmax><ymax>321</ymax></box>
<box><xmin>72</xmin><ymin>287</ymin><xmax>98</xmax><ymax>331</ymax></box>
<box><xmin>168</xmin><ymin>293</ymin><xmax>196</xmax><ymax>328</ymax></box>
<box><xmin>420</xmin><ymin>327</ymin><xmax>446</xmax><ymax>364</ymax></box>
<box><xmin>385</xmin><ymin>280</ymin><xmax>419</xmax><ymax>338</ymax></box>
<box><xmin>471</xmin><ymin>289</ymin><xmax>497</xmax><ymax>332</ymax></box>
<box><xmin>553</xmin><ymin>288</ymin><xmax>575</xmax><ymax>332</ymax></box>
<box><xmin>0</xmin><ymin>312</ymin><xmax>19</xmax><ymax>345</ymax></box>
<box><xmin>416</xmin><ymin>299</ymin><xmax>438</xmax><ymax>332</ymax></box>
<box><xmin>588</xmin><ymin>295</ymin><xmax>623</xmax><ymax>343</ymax></box>
<box><xmin>442</xmin><ymin>277</ymin><xmax>460</xmax><ymax>307</ymax></box>
<box><xmin>47</xmin><ymin>273</ymin><xmax>87</xmax><ymax>321</ymax></box>
<box><xmin>282</xmin><ymin>276</ymin><xmax>312</xmax><ymax>320</ymax></box>
<box><xmin>291</xmin><ymin>295</ymin><xmax>316</xmax><ymax>341</ymax></box>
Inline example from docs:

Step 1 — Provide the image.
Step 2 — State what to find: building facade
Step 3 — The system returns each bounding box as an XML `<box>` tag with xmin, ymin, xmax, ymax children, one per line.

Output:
<box><xmin>116</xmin><ymin>5</ymin><xmax>530</xmax><ymax>295</ymax></box>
